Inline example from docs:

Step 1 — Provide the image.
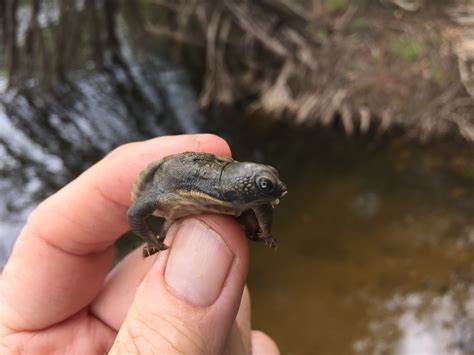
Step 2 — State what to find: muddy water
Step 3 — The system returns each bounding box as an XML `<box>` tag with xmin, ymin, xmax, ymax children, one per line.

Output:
<box><xmin>226</xmin><ymin>126</ymin><xmax>474</xmax><ymax>354</ymax></box>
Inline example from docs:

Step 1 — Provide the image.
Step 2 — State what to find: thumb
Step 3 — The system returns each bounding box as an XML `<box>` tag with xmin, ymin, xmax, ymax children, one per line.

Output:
<box><xmin>109</xmin><ymin>215</ymin><xmax>249</xmax><ymax>354</ymax></box>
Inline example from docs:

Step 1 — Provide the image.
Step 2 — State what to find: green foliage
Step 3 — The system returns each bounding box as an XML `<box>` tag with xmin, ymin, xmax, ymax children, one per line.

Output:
<box><xmin>325</xmin><ymin>0</ymin><xmax>348</xmax><ymax>13</ymax></box>
<box><xmin>430</xmin><ymin>65</ymin><xmax>444</xmax><ymax>84</ymax></box>
<box><xmin>317</xmin><ymin>28</ymin><xmax>329</xmax><ymax>39</ymax></box>
<box><xmin>351</xmin><ymin>16</ymin><xmax>369</xmax><ymax>29</ymax></box>
<box><xmin>306</xmin><ymin>22</ymin><xmax>329</xmax><ymax>40</ymax></box>
<box><xmin>391</xmin><ymin>38</ymin><xmax>425</xmax><ymax>61</ymax></box>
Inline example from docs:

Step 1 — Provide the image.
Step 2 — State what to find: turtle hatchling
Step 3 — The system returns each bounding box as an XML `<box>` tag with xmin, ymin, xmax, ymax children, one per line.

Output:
<box><xmin>128</xmin><ymin>152</ymin><xmax>287</xmax><ymax>257</ymax></box>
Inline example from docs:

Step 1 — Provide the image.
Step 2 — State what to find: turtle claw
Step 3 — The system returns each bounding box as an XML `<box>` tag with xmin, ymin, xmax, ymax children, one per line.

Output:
<box><xmin>265</xmin><ymin>236</ymin><xmax>278</xmax><ymax>250</ymax></box>
<box><xmin>142</xmin><ymin>241</ymin><xmax>169</xmax><ymax>258</ymax></box>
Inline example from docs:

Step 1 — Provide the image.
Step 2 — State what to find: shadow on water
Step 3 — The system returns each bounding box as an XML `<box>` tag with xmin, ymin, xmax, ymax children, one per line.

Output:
<box><xmin>2</xmin><ymin>7</ymin><xmax>474</xmax><ymax>355</ymax></box>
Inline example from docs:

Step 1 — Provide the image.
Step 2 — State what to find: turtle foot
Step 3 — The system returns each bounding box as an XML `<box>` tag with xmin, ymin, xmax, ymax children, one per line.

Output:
<box><xmin>142</xmin><ymin>241</ymin><xmax>169</xmax><ymax>258</ymax></box>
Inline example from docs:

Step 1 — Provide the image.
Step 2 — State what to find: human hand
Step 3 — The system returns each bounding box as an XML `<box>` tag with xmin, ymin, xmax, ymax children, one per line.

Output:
<box><xmin>0</xmin><ymin>134</ymin><xmax>279</xmax><ymax>354</ymax></box>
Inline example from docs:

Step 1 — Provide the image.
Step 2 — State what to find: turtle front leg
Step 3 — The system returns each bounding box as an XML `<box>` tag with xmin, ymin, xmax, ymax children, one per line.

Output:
<box><xmin>240</xmin><ymin>204</ymin><xmax>278</xmax><ymax>249</ymax></box>
<box><xmin>128</xmin><ymin>195</ymin><xmax>170</xmax><ymax>257</ymax></box>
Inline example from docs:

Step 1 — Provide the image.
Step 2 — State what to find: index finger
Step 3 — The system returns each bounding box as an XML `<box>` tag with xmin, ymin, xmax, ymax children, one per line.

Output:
<box><xmin>0</xmin><ymin>134</ymin><xmax>231</xmax><ymax>331</ymax></box>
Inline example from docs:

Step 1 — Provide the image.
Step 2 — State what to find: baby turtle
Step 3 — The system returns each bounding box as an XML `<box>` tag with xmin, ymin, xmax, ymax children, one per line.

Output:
<box><xmin>128</xmin><ymin>152</ymin><xmax>287</xmax><ymax>257</ymax></box>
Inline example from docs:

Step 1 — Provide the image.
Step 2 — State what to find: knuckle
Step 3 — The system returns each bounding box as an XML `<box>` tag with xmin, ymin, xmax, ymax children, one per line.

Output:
<box><xmin>106</xmin><ymin>142</ymin><xmax>139</xmax><ymax>160</ymax></box>
<box><xmin>119</xmin><ymin>305</ymin><xmax>208</xmax><ymax>354</ymax></box>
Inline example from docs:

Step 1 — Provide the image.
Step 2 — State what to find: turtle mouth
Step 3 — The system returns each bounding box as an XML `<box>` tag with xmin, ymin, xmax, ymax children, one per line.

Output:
<box><xmin>270</xmin><ymin>188</ymin><xmax>287</xmax><ymax>207</ymax></box>
<box><xmin>278</xmin><ymin>182</ymin><xmax>288</xmax><ymax>198</ymax></box>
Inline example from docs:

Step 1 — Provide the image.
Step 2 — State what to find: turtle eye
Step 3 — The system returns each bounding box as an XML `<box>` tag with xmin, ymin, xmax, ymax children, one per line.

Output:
<box><xmin>256</xmin><ymin>176</ymin><xmax>274</xmax><ymax>193</ymax></box>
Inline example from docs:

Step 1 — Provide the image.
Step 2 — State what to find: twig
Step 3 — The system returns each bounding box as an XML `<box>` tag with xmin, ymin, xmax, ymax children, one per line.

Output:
<box><xmin>145</xmin><ymin>23</ymin><xmax>204</xmax><ymax>46</ymax></box>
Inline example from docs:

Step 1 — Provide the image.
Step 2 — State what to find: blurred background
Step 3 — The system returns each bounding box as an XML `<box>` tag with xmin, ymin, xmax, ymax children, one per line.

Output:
<box><xmin>1</xmin><ymin>0</ymin><xmax>474</xmax><ymax>353</ymax></box>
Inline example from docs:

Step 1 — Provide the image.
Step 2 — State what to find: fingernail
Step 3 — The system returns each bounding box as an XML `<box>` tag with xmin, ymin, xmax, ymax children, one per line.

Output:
<box><xmin>165</xmin><ymin>219</ymin><xmax>233</xmax><ymax>306</ymax></box>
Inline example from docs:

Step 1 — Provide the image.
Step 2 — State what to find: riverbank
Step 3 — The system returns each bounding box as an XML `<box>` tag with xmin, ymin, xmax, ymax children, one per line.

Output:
<box><xmin>146</xmin><ymin>0</ymin><xmax>474</xmax><ymax>140</ymax></box>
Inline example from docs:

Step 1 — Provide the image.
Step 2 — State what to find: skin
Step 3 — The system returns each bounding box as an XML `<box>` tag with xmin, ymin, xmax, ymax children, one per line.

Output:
<box><xmin>128</xmin><ymin>152</ymin><xmax>287</xmax><ymax>257</ymax></box>
<box><xmin>0</xmin><ymin>134</ymin><xmax>280</xmax><ymax>354</ymax></box>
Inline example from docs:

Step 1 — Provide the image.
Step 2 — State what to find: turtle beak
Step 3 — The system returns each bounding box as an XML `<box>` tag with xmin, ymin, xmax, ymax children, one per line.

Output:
<box><xmin>271</xmin><ymin>182</ymin><xmax>287</xmax><ymax>207</ymax></box>
<box><xmin>279</xmin><ymin>182</ymin><xmax>288</xmax><ymax>197</ymax></box>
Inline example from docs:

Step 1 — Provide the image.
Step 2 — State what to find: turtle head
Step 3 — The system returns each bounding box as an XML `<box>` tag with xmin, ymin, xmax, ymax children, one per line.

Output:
<box><xmin>221</xmin><ymin>162</ymin><xmax>287</xmax><ymax>205</ymax></box>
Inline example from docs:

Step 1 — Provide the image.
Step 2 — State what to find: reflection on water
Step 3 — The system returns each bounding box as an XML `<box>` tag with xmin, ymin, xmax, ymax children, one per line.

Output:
<box><xmin>2</xmin><ymin>51</ymin><xmax>474</xmax><ymax>355</ymax></box>
<box><xmin>354</xmin><ymin>282</ymin><xmax>474</xmax><ymax>354</ymax></box>
<box><xmin>385</xmin><ymin>290</ymin><xmax>474</xmax><ymax>354</ymax></box>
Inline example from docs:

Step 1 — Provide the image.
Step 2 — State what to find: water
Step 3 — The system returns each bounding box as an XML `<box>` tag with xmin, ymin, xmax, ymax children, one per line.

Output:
<box><xmin>235</xmin><ymin>128</ymin><xmax>474</xmax><ymax>354</ymax></box>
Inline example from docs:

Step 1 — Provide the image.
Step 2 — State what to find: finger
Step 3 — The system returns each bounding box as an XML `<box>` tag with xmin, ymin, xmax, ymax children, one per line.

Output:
<box><xmin>109</xmin><ymin>214</ymin><xmax>249</xmax><ymax>354</ymax></box>
<box><xmin>93</xmin><ymin>251</ymin><xmax>253</xmax><ymax>353</ymax></box>
<box><xmin>93</xmin><ymin>247</ymin><xmax>252</xmax><ymax>355</ymax></box>
<box><xmin>90</xmin><ymin>244</ymin><xmax>158</xmax><ymax>330</ymax></box>
<box><xmin>0</xmin><ymin>134</ymin><xmax>231</xmax><ymax>331</ymax></box>
<box><xmin>237</xmin><ymin>286</ymin><xmax>252</xmax><ymax>351</ymax></box>
<box><xmin>252</xmin><ymin>330</ymin><xmax>280</xmax><ymax>355</ymax></box>
<box><xmin>223</xmin><ymin>286</ymin><xmax>252</xmax><ymax>354</ymax></box>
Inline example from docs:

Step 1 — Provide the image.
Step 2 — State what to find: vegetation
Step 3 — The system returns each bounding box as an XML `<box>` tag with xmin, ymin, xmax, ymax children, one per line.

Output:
<box><xmin>0</xmin><ymin>0</ymin><xmax>133</xmax><ymax>89</ymax></box>
<box><xmin>325</xmin><ymin>0</ymin><xmax>348</xmax><ymax>13</ymax></box>
<box><xmin>1</xmin><ymin>0</ymin><xmax>474</xmax><ymax>140</ymax></box>
<box><xmin>141</xmin><ymin>0</ymin><xmax>474</xmax><ymax>140</ymax></box>
<box><xmin>391</xmin><ymin>37</ymin><xmax>425</xmax><ymax>62</ymax></box>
